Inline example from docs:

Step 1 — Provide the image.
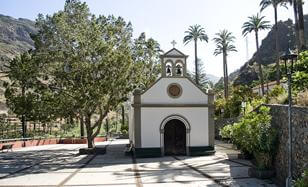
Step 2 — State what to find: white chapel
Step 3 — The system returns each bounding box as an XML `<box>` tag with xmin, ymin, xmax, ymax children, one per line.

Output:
<box><xmin>129</xmin><ymin>48</ymin><xmax>215</xmax><ymax>157</ymax></box>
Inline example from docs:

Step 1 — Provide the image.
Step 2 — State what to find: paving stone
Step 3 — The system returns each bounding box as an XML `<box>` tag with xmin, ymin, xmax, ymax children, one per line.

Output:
<box><xmin>65</xmin><ymin>171</ymin><xmax>136</xmax><ymax>185</ymax></box>
<box><xmin>0</xmin><ymin>139</ymin><xmax>277</xmax><ymax>187</ymax></box>
<box><xmin>0</xmin><ymin>172</ymin><xmax>72</xmax><ymax>186</ymax></box>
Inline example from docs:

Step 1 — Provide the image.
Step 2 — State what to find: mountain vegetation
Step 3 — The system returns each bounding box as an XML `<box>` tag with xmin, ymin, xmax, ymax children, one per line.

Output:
<box><xmin>229</xmin><ymin>15</ymin><xmax>308</xmax><ymax>87</ymax></box>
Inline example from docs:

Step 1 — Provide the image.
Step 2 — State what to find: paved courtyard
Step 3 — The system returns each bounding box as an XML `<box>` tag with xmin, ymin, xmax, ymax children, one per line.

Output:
<box><xmin>0</xmin><ymin>139</ymin><xmax>276</xmax><ymax>187</ymax></box>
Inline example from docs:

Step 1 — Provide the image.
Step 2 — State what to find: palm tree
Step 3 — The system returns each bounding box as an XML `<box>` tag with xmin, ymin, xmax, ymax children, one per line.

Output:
<box><xmin>242</xmin><ymin>13</ymin><xmax>271</xmax><ymax>96</ymax></box>
<box><xmin>183</xmin><ymin>25</ymin><xmax>208</xmax><ymax>85</ymax></box>
<box><xmin>260</xmin><ymin>0</ymin><xmax>288</xmax><ymax>85</ymax></box>
<box><xmin>213</xmin><ymin>30</ymin><xmax>237</xmax><ymax>99</ymax></box>
<box><xmin>297</xmin><ymin>0</ymin><xmax>306</xmax><ymax>51</ymax></box>
<box><xmin>288</xmin><ymin>0</ymin><xmax>306</xmax><ymax>51</ymax></box>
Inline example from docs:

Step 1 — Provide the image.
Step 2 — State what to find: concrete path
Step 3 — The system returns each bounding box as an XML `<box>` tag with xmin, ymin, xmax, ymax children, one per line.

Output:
<box><xmin>0</xmin><ymin>139</ymin><xmax>276</xmax><ymax>187</ymax></box>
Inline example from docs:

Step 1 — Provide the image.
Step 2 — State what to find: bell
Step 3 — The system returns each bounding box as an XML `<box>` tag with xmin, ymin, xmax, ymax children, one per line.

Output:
<box><xmin>177</xmin><ymin>68</ymin><xmax>182</xmax><ymax>75</ymax></box>
<box><xmin>166</xmin><ymin>67</ymin><xmax>171</xmax><ymax>74</ymax></box>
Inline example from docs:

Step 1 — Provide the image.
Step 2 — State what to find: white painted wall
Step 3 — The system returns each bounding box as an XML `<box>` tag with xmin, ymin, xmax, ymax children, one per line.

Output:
<box><xmin>140</xmin><ymin>107</ymin><xmax>209</xmax><ymax>148</ymax></box>
<box><xmin>141</xmin><ymin>78</ymin><xmax>208</xmax><ymax>104</ymax></box>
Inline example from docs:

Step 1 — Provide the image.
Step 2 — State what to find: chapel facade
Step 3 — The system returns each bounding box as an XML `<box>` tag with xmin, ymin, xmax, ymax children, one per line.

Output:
<box><xmin>129</xmin><ymin>48</ymin><xmax>215</xmax><ymax>157</ymax></box>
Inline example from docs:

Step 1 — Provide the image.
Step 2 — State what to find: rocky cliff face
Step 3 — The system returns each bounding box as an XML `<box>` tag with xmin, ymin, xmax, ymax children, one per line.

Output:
<box><xmin>232</xmin><ymin>15</ymin><xmax>308</xmax><ymax>86</ymax></box>
<box><xmin>0</xmin><ymin>14</ymin><xmax>37</xmax><ymax>65</ymax></box>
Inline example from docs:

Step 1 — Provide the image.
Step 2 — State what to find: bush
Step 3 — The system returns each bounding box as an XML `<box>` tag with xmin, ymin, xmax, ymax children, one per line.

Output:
<box><xmin>265</xmin><ymin>85</ymin><xmax>288</xmax><ymax>104</ymax></box>
<box><xmin>220</xmin><ymin>124</ymin><xmax>233</xmax><ymax>139</ymax></box>
<box><xmin>219</xmin><ymin>106</ymin><xmax>277</xmax><ymax>169</ymax></box>
<box><xmin>293</xmin><ymin>50</ymin><xmax>308</xmax><ymax>73</ymax></box>
<box><xmin>294</xmin><ymin>169</ymin><xmax>308</xmax><ymax>187</ymax></box>
<box><xmin>267</xmin><ymin>85</ymin><xmax>285</xmax><ymax>98</ymax></box>
<box><xmin>121</xmin><ymin>123</ymin><xmax>128</xmax><ymax>132</ymax></box>
<box><xmin>292</xmin><ymin>71</ymin><xmax>308</xmax><ymax>93</ymax></box>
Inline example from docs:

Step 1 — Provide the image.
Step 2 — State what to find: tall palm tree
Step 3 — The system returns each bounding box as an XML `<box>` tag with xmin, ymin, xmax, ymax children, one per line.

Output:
<box><xmin>289</xmin><ymin>0</ymin><xmax>306</xmax><ymax>50</ymax></box>
<box><xmin>213</xmin><ymin>30</ymin><xmax>237</xmax><ymax>99</ymax></box>
<box><xmin>242</xmin><ymin>13</ymin><xmax>271</xmax><ymax>96</ymax></box>
<box><xmin>289</xmin><ymin>0</ymin><xmax>300</xmax><ymax>49</ymax></box>
<box><xmin>183</xmin><ymin>25</ymin><xmax>208</xmax><ymax>85</ymax></box>
<box><xmin>260</xmin><ymin>0</ymin><xmax>288</xmax><ymax>85</ymax></box>
<box><xmin>297</xmin><ymin>0</ymin><xmax>306</xmax><ymax>51</ymax></box>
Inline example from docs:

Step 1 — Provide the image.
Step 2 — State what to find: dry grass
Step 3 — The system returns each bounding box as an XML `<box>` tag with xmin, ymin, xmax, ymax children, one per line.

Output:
<box><xmin>296</xmin><ymin>90</ymin><xmax>308</xmax><ymax>107</ymax></box>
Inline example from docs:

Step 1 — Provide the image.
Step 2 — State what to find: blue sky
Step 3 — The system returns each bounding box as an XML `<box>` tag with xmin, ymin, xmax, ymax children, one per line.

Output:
<box><xmin>1</xmin><ymin>0</ymin><xmax>307</xmax><ymax>77</ymax></box>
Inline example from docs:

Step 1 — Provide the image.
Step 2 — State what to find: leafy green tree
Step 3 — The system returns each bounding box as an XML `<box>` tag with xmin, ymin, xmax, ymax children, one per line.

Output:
<box><xmin>183</xmin><ymin>25</ymin><xmax>208</xmax><ymax>85</ymax></box>
<box><xmin>260</xmin><ymin>0</ymin><xmax>288</xmax><ymax>85</ymax></box>
<box><xmin>3</xmin><ymin>52</ymin><xmax>40</xmax><ymax>138</ymax></box>
<box><xmin>213</xmin><ymin>29</ymin><xmax>237</xmax><ymax>99</ymax></box>
<box><xmin>32</xmin><ymin>0</ymin><xmax>141</xmax><ymax>148</ymax></box>
<box><xmin>242</xmin><ymin>14</ymin><xmax>271</xmax><ymax>96</ymax></box>
<box><xmin>132</xmin><ymin>32</ymin><xmax>162</xmax><ymax>89</ymax></box>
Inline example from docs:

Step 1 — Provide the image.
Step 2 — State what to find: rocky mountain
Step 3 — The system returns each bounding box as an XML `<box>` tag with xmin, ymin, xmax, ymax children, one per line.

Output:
<box><xmin>231</xmin><ymin>15</ymin><xmax>308</xmax><ymax>86</ymax></box>
<box><xmin>0</xmin><ymin>14</ymin><xmax>37</xmax><ymax>65</ymax></box>
<box><xmin>0</xmin><ymin>14</ymin><xmax>37</xmax><ymax>112</ymax></box>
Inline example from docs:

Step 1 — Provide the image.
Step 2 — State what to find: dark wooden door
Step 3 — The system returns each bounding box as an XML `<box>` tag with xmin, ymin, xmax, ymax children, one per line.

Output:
<box><xmin>164</xmin><ymin>119</ymin><xmax>186</xmax><ymax>155</ymax></box>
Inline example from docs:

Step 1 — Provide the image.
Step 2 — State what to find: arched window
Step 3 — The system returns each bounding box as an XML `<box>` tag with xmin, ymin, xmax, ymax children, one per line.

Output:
<box><xmin>165</xmin><ymin>61</ymin><xmax>173</xmax><ymax>76</ymax></box>
<box><xmin>175</xmin><ymin>61</ymin><xmax>183</xmax><ymax>76</ymax></box>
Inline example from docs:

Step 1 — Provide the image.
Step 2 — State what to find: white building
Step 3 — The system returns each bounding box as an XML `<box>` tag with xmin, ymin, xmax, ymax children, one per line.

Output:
<box><xmin>129</xmin><ymin>48</ymin><xmax>215</xmax><ymax>157</ymax></box>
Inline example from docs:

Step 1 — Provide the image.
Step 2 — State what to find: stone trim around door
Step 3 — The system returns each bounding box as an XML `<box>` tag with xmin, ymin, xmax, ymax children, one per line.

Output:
<box><xmin>159</xmin><ymin>114</ymin><xmax>191</xmax><ymax>156</ymax></box>
<box><xmin>133</xmin><ymin>92</ymin><xmax>141</xmax><ymax>148</ymax></box>
<box><xmin>208</xmin><ymin>94</ymin><xmax>215</xmax><ymax>147</ymax></box>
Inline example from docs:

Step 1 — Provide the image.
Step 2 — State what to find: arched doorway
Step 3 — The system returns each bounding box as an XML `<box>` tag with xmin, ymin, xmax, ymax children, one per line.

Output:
<box><xmin>164</xmin><ymin>119</ymin><xmax>186</xmax><ymax>155</ymax></box>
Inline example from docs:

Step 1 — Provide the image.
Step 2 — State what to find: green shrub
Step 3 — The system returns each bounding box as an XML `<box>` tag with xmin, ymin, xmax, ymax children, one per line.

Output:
<box><xmin>121</xmin><ymin>129</ymin><xmax>128</xmax><ymax>134</ymax></box>
<box><xmin>294</xmin><ymin>169</ymin><xmax>308</xmax><ymax>187</ymax></box>
<box><xmin>265</xmin><ymin>85</ymin><xmax>288</xmax><ymax>104</ymax></box>
<box><xmin>293</xmin><ymin>50</ymin><xmax>308</xmax><ymax>73</ymax></box>
<box><xmin>220</xmin><ymin>124</ymin><xmax>233</xmax><ymax>139</ymax></box>
<box><xmin>292</xmin><ymin>71</ymin><xmax>308</xmax><ymax>93</ymax></box>
<box><xmin>219</xmin><ymin>106</ymin><xmax>277</xmax><ymax>169</ymax></box>
<box><xmin>121</xmin><ymin>123</ymin><xmax>128</xmax><ymax>132</ymax></box>
<box><xmin>268</xmin><ymin>85</ymin><xmax>285</xmax><ymax>98</ymax></box>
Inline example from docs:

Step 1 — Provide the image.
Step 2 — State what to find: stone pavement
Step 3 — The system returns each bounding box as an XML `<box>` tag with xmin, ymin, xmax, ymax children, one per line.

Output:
<box><xmin>0</xmin><ymin>139</ymin><xmax>276</xmax><ymax>187</ymax></box>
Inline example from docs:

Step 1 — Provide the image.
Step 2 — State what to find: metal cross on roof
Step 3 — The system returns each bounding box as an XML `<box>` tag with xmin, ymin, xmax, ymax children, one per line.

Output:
<box><xmin>171</xmin><ymin>40</ymin><xmax>177</xmax><ymax>48</ymax></box>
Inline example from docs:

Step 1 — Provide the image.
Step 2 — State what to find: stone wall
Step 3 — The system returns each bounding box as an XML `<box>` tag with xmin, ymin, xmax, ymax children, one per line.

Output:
<box><xmin>214</xmin><ymin>117</ymin><xmax>239</xmax><ymax>139</ymax></box>
<box><xmin>265</xmin><ymin>104</ymin><xmax>308</xmax><ymax>186</ymax></box>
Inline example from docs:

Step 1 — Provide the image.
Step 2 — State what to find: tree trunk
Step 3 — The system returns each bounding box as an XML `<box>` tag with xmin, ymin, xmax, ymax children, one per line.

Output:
<box><xmin>225</xmin><ymin>52</ymin><xmax>229</xmax><ymax>98</ymax></box>
<box><xmin>21</xmin><ymin>86</ymin><xmax>26</xmax><ymax>138</ymax></box>
<box><xmin>293</xmin><ymin>0</ymin><xmax>300</xmax><ymax>50</ymax></box>
<box><xmin>297</xmin><ymin>0</ymin><xmax>306</xmax><ymax>51</ymax></box>
<box><xmin>105</xmin><ymin>118</ymin><xmax>109</xmax><ymax>141</ymax></box>
<box><xmin>255</xmin><ymin>32</ymin><xmax>265</xmax><ymax>96</ymax></box>
<box><xmin>274</xmin><ymin>7</ymin><xmax>280</xmax><ymax>85</ymax></box>
<box><xmin>80</xmin><ymin>115</ymin><xmax>84</xmax><ymax>139</ymax></box>
<box><xmin>222</xmin><ymin>51</ymin><xmax>228</xmax><ymax>99</ymax></box>
<box><xmin>121</xmin><ymin>105</ymin><xmax>125</xmax><ymax>127</ymax></box>
<box><xmin>85</xmin><ymin>108</ymin><xmax>108</xmax><ymax>148</ymax></box>
<box><xmin>194</xmin><ymin>39</ymin><xmax>199</xmax><ymax>85</ymax></box>
<box><xmin>85</xmin><ymin>114</ymin><xmax>94</xmax><ymax>148</ymax></box>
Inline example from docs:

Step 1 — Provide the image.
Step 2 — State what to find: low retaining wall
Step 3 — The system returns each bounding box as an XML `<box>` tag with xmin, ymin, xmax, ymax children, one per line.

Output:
<box><xmin>0</xmin><ymin>137</ymin><xmax>106</xmax><ymax>149</ymax></box>
<box><xmin>265</xmin><ymin>104</ymin><xmax>308</xmax><ymax>186</ymax></box>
